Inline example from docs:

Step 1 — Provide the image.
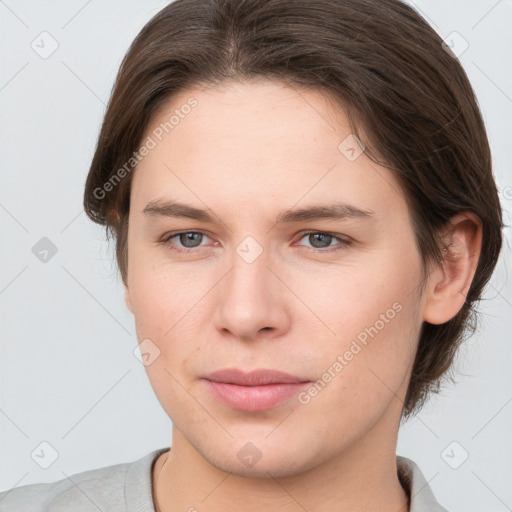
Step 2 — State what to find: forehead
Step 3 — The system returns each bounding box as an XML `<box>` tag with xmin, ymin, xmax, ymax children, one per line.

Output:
<box><xmin>145</xmin><ymin>79</ymin><xmax>351</xmax><ymax>158</ymax></box>
<box><xmin>131</xmin><ymin>79</ymin><xmax>406</xmax><ymax>223</ymax></box>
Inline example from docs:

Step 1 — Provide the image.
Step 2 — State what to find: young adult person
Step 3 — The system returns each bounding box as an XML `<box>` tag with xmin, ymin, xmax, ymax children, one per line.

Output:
<box><xmin>0</xmin><ymin>0</ymin><xmax>503</xmax><ymax>510</ymax></box>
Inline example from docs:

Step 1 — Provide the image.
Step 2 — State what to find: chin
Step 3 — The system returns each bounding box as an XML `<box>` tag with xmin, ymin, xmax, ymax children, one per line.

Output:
<box><xmin>198</xmin><ymin>435</ymin><xmax>325</xmax><ymax>479</ymax></box>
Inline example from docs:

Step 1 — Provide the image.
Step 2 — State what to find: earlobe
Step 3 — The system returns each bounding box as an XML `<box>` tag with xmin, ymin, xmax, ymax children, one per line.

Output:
<box><xmin>423</xmin><ymin>213</ymin><xmax>482</xmax><ymax>325</ymax></box>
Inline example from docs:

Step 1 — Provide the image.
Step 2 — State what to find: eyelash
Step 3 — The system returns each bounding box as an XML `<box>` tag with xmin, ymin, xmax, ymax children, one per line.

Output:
<box><xmin>160</xmin><ymin>230</ymin><xmax>352</xmax><ymax>254</ymax></box>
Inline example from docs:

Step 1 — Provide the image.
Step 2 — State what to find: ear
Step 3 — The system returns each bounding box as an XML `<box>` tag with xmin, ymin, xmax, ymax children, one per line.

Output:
<box><xmin>423</xmin><ymin>212</ymin><xmax>482</xmax><ymax>325</ymax></box>
<box><xmin>124</xmin><ymin>283</ymin><xmax>133</xmax><ymax>314</ymax></box>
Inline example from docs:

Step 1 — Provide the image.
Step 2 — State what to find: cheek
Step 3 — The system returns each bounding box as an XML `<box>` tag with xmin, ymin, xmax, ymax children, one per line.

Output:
<box><xmin>129</xmin><ymin>270</ymin><xmax>206</xmax><ymax>423</ymax></box>
<box><xmin>128</xmin><ymin>247</ymin><xmax>210</xmax><ymax>336</ymax></box>
<box><xmin>128</xmin><ymin>256</ymin><xmax>214</xmax><ymax>395</ymax></box>
<box><xmin>295</xmin><ymin>297</ymin><xmax>420</xmax><ymax>448</ymax></box>
<box><xmin>292</xmin><ymin>248</ymin><xmax>423</xmax><ymax>406</ymax></box>
<box><xmin>130</xmin><ymin>276</ymin><xmax>205</xmax><ymax>370</ymax></box>
<box><xmin>311</xmin><ymin>294</ymin><xmax>419</xmax><ymax>393</ymax></box>
<box><xmin>290</xmin><ymin>244</ymin><xmax>422</xmax><ymax>345</ymax></box>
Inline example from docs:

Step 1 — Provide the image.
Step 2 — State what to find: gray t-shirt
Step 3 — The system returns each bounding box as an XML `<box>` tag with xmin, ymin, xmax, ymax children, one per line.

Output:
<box><xmin>0</xmin><ymin>450</ymin><xmax>449</xmax><ymax>511</ymax></box>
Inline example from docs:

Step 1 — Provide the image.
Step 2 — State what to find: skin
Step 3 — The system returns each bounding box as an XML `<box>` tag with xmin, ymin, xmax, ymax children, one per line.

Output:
<box><xmin>123</xmin><ymin>79</ymin><xmax>482</xmax><ymax>512</ymax></box>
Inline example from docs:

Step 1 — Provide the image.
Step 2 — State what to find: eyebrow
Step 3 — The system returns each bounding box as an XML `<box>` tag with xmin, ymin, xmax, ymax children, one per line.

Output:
<box><xmin>142</xmin><ymin>199</ymin><xmax>375</xmax><ymax>224</ymax></box>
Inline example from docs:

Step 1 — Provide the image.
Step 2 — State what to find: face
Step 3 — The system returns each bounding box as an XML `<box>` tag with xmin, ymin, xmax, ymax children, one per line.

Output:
<box><xmin>124</xmin><ymin>79</ymin><xmax>428</xmax><ymax>477</ymax></box>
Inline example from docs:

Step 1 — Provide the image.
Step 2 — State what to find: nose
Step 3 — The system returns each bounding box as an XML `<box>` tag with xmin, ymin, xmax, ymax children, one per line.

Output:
<box><xmin>212</xmin><ymin>244</ymin><xmax>291</xmax><ymax>342</ymax></box>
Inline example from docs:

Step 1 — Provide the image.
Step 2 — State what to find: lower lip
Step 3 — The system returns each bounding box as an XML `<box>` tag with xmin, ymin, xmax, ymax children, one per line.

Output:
<box><xmin>204</xmin><ymin>380</ymin><xmax>310</xmax><ymax>412</ymax></box>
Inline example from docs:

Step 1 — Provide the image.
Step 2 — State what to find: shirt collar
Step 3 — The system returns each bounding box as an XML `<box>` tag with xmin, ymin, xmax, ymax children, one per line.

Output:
<box><xmin>397</xmin><ymin>456</ymin><xmax>449</xmax><ymax>511</ymax></box>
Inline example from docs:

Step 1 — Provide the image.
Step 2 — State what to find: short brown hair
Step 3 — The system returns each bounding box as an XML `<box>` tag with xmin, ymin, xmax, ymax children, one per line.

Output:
<box><xmin>83</xmin><ymin>0</ymin><xmax>503</xmax><ymax>418</ymax></box>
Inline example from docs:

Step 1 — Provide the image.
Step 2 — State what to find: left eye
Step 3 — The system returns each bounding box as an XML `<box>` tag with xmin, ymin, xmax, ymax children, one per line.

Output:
<box><xmin>296</xmin><ymin>231</ymin><xmax>351</xmax><ymax>251</ymax></box>
<box><xmin>163</xmin><ymin>231</ymin><xmax>211</xmax><ymax>251</ymax></box>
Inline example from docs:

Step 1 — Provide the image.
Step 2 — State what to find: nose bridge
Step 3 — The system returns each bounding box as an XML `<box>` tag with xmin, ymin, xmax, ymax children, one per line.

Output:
<box><xmin>213</xmin><ymin>234</ymin><xmax>287</xmax><ymax>338</ymax></box>
<box><xmin>227</xmin><ymin>234</ymin><xmax>273</xmax><ymax>306</ymax></box>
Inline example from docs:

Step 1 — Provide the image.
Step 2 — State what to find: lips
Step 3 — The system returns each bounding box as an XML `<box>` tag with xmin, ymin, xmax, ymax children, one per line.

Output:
<box><xmin>204</xmin><ymin>368</ymin><xmax>309</xmax><ymax>386</ymax></box>
<box><xmin>202</xmin><ymin>368</ymin><xmax>311</xmax><ymax>411</ymax></box>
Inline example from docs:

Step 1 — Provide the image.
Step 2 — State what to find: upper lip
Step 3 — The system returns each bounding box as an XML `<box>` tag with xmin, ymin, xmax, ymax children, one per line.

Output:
<box><xmin>204</xmin><ymin>368</ymin><xmax>310</xmax><ymax>386</ymax></box>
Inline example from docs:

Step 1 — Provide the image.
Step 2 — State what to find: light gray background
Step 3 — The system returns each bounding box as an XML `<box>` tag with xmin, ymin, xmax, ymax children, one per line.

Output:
<box><xmin>1</xmin><ymin>1</ymin><xmax>511</xmax><ymax>511</ymax></box>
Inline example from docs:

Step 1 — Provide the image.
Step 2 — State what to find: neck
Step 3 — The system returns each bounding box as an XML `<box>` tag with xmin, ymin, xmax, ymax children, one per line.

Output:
<box><xmin>153</xmin><ymin>424</ymin><xmax>409</xmax><ymax>512</ymax></box>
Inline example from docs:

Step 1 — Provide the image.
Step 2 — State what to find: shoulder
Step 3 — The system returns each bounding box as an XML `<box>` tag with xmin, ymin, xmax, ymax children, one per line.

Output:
<box><xmin>397</xmin><ymin>455</ymin><xmax>450</xmax><ymax>512</ymax></box>
<box><xmin>0</xmin><ymin>461</ymin><xmax>130</xmax><ymax>512</ymax></box>
<box><xmin>0</xmin><ymin>449</ymin><xmax>166</xmax><ymax>512</ymax></box>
